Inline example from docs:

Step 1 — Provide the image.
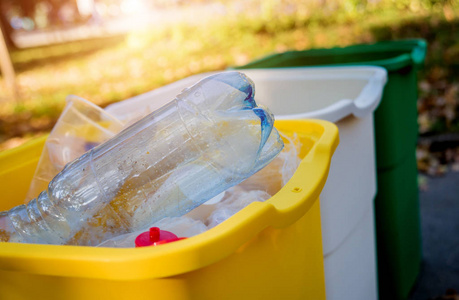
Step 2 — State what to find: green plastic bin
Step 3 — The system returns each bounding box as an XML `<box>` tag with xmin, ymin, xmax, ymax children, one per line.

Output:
<box><xmin>375</xmin><ymin>156</ymin><xmax>422</xmax><ymax>300</ymax></box>
<box><xmin>236</xmin><ymin>39</ymin><xmax>427</xmax><ymax>300</ymax></box>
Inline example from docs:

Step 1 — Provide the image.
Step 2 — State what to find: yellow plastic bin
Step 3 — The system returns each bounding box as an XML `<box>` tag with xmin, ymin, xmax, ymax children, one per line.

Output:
<box><xmin>0</xmin><ymin>119</ymin><xmax>338</xmax><ymax>300</ymax></box>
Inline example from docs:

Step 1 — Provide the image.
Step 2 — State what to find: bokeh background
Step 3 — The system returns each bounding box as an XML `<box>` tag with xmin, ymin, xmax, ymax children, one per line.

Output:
<box><xmin>0</xmin><ymin>0</ymin><xmax>458</xmax><ymax>174</ymax></box>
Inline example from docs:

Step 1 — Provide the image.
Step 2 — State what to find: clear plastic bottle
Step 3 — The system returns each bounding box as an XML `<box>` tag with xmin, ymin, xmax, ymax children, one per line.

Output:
<box><xmin>0</xmin><ymin>72</ymin><xmax>284</xmax><ymax>246</ymax></box>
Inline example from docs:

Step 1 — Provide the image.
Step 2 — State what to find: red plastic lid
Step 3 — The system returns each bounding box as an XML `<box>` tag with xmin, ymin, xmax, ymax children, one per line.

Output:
<box><xmin>135</xmin><ymin>227</ymin><xmax>186</xmax><ymax>247</ymax></box>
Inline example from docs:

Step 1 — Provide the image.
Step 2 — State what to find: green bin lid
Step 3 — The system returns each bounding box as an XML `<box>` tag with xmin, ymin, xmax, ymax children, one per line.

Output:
<box><xmin>236</xmin><ymin>39</ymin><xmax>427</xmax><ymax>72</ymax></box>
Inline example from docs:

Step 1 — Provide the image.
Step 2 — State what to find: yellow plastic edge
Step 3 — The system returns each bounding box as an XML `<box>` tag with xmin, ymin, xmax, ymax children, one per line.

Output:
<box><xmin>0</xmin><ymin>135</ymin><xmax>48</xmax><ymax>175</ymax></box>
<box><xmin>0</xmin><ymin>119</ymin><xmax>339</xmax><ymax>281</ymax></box>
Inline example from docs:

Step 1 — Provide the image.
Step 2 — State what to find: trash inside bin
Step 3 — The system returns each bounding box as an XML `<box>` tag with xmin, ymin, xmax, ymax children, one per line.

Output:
<box><xmin>97</xmin><ymin>131</ymin><xmax>301</xmax><ymax>249</ymax></box>
<box><xmin>105</xmin><ymin>66</ymin><xmax>387</xmax><ymax>300</ymax></box>
<box><xmin>0</xmin><ymin>72</ymin><xmax>283</xmax><ymax>247</ymax></box>
<box><xmin>236</xmin><ymin>39</ymin><xmax>427</xmax><ymax>300</ymax></box>
<box><xmin>0</xmin><ymin>119</ymin><xmax>338</xmax><ymax>300</ymax></box>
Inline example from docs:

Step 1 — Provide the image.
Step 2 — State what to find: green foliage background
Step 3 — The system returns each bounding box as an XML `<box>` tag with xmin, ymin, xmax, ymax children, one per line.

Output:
<box><xmin>0</xmin><ymin>0</ymin><xmax>458</xmax><ymax>155</ymax></box>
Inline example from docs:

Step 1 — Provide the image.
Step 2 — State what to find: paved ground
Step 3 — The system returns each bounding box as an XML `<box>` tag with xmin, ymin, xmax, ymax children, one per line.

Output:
<box><xmin>409</xmin><ymin>171</ymin><xmax>459</xmax><ymax>300</ymax></box>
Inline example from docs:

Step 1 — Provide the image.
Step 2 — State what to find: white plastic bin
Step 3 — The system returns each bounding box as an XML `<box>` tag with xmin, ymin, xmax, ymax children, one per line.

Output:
<box><xmin>105</xmin><ymin>67</ymin><xmax>387</xmax><ymax>300</ymax></box>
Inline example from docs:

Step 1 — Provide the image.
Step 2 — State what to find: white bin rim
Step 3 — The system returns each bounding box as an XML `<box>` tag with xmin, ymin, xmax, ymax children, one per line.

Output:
<box><xmin>239</xmin><ymin>66</ymin><xmax>387</xmax><ymax>123</ymax></box>
<box><xmin>105</xmin><ymin>66</ymin><xmax>387</xmax><ymax>124</ymax></box>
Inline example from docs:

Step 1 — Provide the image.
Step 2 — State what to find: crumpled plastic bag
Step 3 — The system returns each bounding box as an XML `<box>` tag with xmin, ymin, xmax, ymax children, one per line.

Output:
<box><xmin>206</xmin><ymin>186</ymin><xmax>271</xmax><ymax>229</ymax></box>
<box><xmin>97</xmin><ymin>131</ymin><xmax>302</xmax><ymax>248</ymax></box>
<box><xmin>237</xmin><ymin>131</ymin><xmax>301</xmax><ymax>196</ymax></box>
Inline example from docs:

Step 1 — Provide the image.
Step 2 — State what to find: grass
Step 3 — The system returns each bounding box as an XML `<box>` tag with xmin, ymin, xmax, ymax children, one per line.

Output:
<box><xmin>0</xmin><ymin>0</ymin><xmax>458</xmax><ymax>151</ymax></box>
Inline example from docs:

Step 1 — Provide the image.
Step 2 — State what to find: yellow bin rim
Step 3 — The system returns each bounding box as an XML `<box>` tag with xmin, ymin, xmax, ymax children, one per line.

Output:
<box><xmin>0</xmin><ymin>119</ymin><xmax>339</xmax><ymax>282</ymax></box>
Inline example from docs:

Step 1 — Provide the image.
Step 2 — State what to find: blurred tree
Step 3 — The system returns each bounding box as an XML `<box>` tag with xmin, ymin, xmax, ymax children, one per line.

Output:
<box><xmin>0</xmin><ymin>2</ymin><xmax>16</xmax><ymax>98</ymax></box>
<box><xmin>0</xmin><ymin>0</ymin><xmax>39</xmax><ymax>49</ymax></box>
<box><xmin>0</xmin><ymin>26</ymin><xmax>17</xmax><ymax>97</ymax></box>
<box><xmin>0</xmin><ymin>0</ymin><xmax>16</xmax><ymax>49</ymax></box>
